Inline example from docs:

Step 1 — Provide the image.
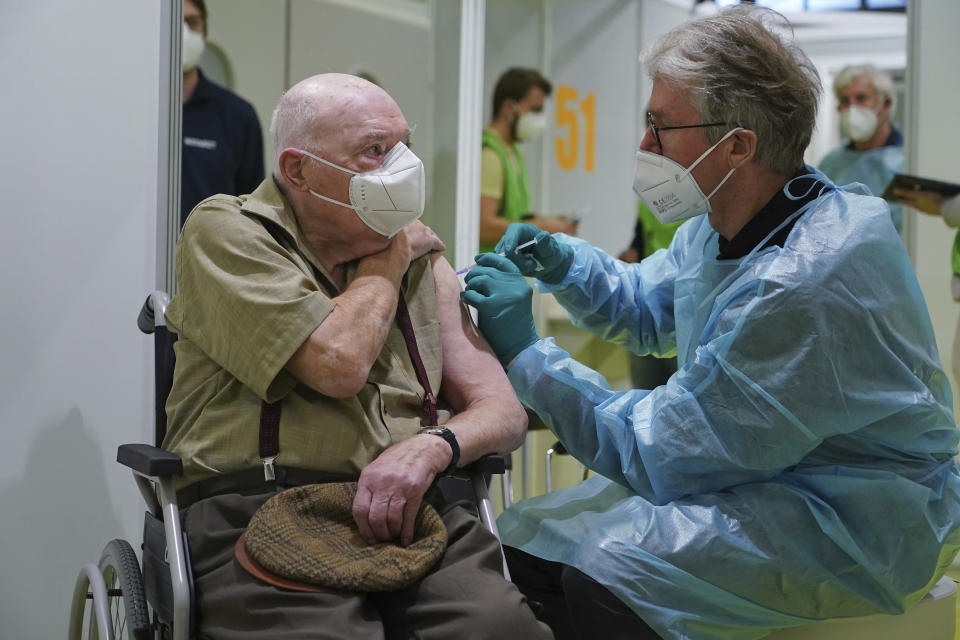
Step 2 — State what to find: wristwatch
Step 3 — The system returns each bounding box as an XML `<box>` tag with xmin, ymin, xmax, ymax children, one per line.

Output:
<box><xmin>418</xmin><ymin>426</ymin><xmax>460</xmax><ymax>475</ymax></box>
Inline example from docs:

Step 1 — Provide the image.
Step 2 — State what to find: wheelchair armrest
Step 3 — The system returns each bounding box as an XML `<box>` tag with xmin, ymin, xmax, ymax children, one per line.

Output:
<box><xmin>117</xmin><ymin>443</ymin><xmax>183</xmax><ymax>477</ymax></box>
<box><xmin>465</xmin><ymin>453</ymin><xmax>512</xmax><ymax>475</ymax></box>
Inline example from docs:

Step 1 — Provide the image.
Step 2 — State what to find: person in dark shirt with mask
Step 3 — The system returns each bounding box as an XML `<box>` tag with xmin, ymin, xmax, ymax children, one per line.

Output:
<box><xmin>181</xmin><ymin>0</ymin><xmax>264</xmax><ymax>228</ymax></box>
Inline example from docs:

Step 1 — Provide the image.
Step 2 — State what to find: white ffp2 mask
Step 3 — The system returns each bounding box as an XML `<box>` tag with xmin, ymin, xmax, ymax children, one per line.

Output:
<box><xmin>632</xmin><ymin>128</ymin><xmax>740</xmax><ymax>224</ymax></box>
<box><xmin>516</xmin><ymin>111</ymin><xmax>547</xmax><ymax>142</ymax></box>
<box><xmin>298</xmin><ymin>142</ymin><xmax>426</xmax><ymax>238</ymax></box>
<box><xmin>182</xmin><ymin>23</ymin><xmax>205</xmax><ymax>72</ymax></box>
<box><xmin>840</xmin><ymin>105</ymin><xmax>879</xmax><ymax>142</ymax></box>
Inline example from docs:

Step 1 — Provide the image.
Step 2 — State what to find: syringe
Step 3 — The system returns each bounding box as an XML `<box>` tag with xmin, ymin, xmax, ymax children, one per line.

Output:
<box><xmin>455</xmin><ymin>238</ymin><xmax>539</xmax><ymax>276</ymax></box>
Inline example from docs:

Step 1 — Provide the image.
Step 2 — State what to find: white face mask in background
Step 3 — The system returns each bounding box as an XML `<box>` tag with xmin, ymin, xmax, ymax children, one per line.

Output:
<box><xmin>297</xmin><ymin>141</ymin><xmax>426</xmax><ymax>238</ymax></box>
<box><xmin>182</xmin><ymin>23</ymin><xmax>205</xmax><ymax>72</ymax></box>
<box><xmin>840</xmin><ymin>105</ymin><xmax>879</xmax><ymax>142</ymax></box>
<box><xmin>515</xmin><ymin>111</ymin><xmax>547</xmax><ymax>142</ymax></box>
<box><xmin>632</xmin><ymin>128</ymin><xmax>741</xmax><ymax>224</ymax></box>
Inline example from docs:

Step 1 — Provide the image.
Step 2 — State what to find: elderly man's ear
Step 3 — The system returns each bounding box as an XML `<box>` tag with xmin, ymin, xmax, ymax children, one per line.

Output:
<box><xmin>727</xmin><ymin>129</ymin><xmax>757</xmax><ymax>170</ymax></box>
<box><xmin>879</xmin><ymin>95</ymin><xmax>893</xmax><ymax>119</ymax></box>
<box><xmin>278</xmin><ymin>149</ymin><xmax>310</xmax><ymax>191</ymax></box>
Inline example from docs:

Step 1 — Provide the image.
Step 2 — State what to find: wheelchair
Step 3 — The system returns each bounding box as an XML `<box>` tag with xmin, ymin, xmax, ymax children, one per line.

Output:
<box><xmin>69</xmin><ymin>291</ymin><xmax>512</xmax><ymax>640</ymax></box>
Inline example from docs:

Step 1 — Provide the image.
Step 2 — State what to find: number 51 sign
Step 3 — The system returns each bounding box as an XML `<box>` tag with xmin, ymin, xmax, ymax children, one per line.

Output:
<box><xmin>554</xmin><ymin>84</ymin><xmax>596</xmax><ymax>173</ymax></box>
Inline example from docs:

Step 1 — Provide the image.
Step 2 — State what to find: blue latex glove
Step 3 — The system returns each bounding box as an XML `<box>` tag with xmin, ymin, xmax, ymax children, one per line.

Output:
<box><xmin>494</xmin><ymin>223</ymin><xmax>574</xmax><ymax>284</ymax></box>
<box><xmin>460</xmin><ymin>253</ymin><xmax>539</xmax><ymax>366</ymax></box>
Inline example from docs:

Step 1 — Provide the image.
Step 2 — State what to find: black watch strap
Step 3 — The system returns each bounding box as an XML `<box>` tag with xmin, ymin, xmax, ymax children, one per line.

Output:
<box><xmin>418</xmin><ymin>426</ymin><xmax>460</xmax><ymax>475</ymax></box>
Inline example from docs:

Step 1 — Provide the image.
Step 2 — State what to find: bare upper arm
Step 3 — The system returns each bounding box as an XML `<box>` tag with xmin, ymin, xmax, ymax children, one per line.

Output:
<box><xmin>430</xmin><ymin>253</ymin><xmax>515</xmax><ymax>413</ymax></box>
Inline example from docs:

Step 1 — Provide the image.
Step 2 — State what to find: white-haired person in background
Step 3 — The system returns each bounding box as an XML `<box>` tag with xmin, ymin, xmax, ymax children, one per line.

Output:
<box><xmin>818</xmin><ymin>63</ymin><xmax>904</xmax><ymax>233</ymax></box>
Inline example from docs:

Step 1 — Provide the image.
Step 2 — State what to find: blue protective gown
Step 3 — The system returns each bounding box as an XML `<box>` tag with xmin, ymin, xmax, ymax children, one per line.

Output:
<box><xmin>818</xmin><ymin>143</ymin><xmax>903</xmax><ymax>233</ymax></box>
<box><xmin>498</xmin><ymin>181</ymin><xmax>960</xmax><ymax>639</ymax></box>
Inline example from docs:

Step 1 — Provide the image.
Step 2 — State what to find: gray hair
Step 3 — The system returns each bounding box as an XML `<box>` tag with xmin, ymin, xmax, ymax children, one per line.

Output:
<box><xmin>269</xmin><ymin>90</ymin><xmax>322</xmax><ymax>174</ymax></box>
<box><xmin>833</xmin><ymin>63</ymin><xmax>895</xmax><ymax>112</ymax></box>
<box><xmin>642</xmin><ymin>6</ymin><xmax>822</xmax><ymax>175</ymax></box>
<box><xmin>268</xmin><ymin>74</ymin><xmax>383</xmax><ymax>175</ymax></box>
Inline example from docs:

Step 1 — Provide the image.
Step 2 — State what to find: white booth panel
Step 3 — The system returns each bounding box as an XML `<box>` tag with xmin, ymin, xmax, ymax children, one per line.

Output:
<box><xmin>287</xmin><ymin>0</ymin><xmax>437</xmax><ymax>229</ymax></box>
<box><xmin>0</xmin><ymin>1</ymin><xmax>162</xmax><ymax>637</ymax></box>
<box><xmin>547</xmin><ymin>0</ymin><xmax>641</xmax><ymax>255</ymax></box>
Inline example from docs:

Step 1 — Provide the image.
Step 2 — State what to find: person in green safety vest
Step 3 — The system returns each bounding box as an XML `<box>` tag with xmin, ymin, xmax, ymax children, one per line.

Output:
<box><xmin>618</xmin><ymin>201</ymin><xmax>683</xmax><ymax>389</ymax></box>
<box><xmin>480</xmin><ymin>67</ymin><xmax>578</xmax><ymax>253</ymax></box>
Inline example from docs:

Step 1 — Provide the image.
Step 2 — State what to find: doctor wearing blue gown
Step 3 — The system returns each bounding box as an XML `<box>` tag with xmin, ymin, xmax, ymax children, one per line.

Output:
<box><xmin>461</xmin><ymin>7</ymin><xmax>960</xmax><ymax>640</ymax></box>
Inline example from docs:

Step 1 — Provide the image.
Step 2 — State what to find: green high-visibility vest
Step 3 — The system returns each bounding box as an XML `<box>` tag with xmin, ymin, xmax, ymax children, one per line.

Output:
<box><xmin>952</xmin><ymin>230</ymin><xmax>960</xmax><ymax>276</ymax></box>
<box><xmin>481</xmin><ymin>131</ymin><xmax>530</xmax><ymax>253</ymax></box>
<box><xmin>637</xmin><ymin>201</ymin><xmax>683</xmax><ymax>256</ymax></box>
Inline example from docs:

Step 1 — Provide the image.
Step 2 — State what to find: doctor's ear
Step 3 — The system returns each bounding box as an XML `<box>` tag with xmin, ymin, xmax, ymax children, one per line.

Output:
<box><xmin>727</xmin><ymin>129</ymin><xmax>757</xmax><ymax>170</ymax></box>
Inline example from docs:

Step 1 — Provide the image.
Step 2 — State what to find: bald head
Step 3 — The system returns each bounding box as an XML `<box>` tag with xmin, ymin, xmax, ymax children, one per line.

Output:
<box><xmin>270</xmin><ymin>73</ymin><xmax>405</xmax><ymax>172</ymax></box>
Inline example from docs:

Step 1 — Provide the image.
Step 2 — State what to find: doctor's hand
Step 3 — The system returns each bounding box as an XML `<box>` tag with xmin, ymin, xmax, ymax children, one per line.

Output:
<box><xmin>460</xmin><ymin>253</ymin><xmax>539</xmax><ymax>366</ymax></box>
<box><xmin>495</xmin><ymin>223</ymin><xmax>574</xmax><ymax>284</ymax></box>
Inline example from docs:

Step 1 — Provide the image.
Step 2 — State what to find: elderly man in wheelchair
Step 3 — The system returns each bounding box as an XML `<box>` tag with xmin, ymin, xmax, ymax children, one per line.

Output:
<box><xmin>70</xmin><ymin>73</ymin><xmax>551</xmax><ymax>640</ymax></box>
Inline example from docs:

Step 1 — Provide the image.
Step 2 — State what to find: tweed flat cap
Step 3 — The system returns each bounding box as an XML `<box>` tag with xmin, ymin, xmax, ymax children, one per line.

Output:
<box><xmin>238</xmin><ymin>482</ymin><xmax>447</xmax><ymax>592</ymax></box>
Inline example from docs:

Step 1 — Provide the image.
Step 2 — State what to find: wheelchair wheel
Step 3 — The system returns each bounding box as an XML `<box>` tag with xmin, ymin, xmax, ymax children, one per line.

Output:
<box><xmin>70</xmin><ymin>539</ymin><xmax>152</xmax><ymax>640</ymax></box>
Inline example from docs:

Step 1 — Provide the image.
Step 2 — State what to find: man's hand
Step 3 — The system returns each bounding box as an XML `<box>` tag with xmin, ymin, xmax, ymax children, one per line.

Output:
<box><xmin>381</xmin><ymin>221</ymin><xmax>446</xmax><ymax>270</ymax></box>
<box><xmin>892</xmin><ymin>188</ymin><xmax>945</xmax><ymax>216</ymax></box>
<box><xmin>352</xmin><ymin>434</ymin><xmax>451</xmax><ymax>546</ymax></box>
<box><xmin>494</xmin><ymin>222</ymin><xmax>574</xmax><ymax>284</ymax></box>
<box><xmin>460</xmin><ymin>253</ymin><xmax>539</xmax><ymax>366</ymax></box>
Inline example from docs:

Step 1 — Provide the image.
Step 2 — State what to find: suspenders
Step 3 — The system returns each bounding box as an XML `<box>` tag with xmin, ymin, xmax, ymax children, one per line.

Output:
<box><xmin>258</xmin><ymin>289</ymin><xmax>437</xmax><ymax>481</ymax></box>
<box><xmin>394</xmin><ymin>294</ymin><xmax>439</xmax><ymax>428</ymax></box>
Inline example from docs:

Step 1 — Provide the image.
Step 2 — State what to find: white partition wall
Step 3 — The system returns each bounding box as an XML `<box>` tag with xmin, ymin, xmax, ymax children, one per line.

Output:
<box><xmin>906</xmin><ymin>1</ymin><xmax>960</xmax><ymax>415</ymax></box>
<box><xmin>455</xmin><ymin>0</ymin><xmax>486</xmax><ymax>267</ymax></box>
<box><xmin>546</xmin><ymin>0</ymin><xmax>641</xmax><ymax>254</ymax></box>
<box><xmin>204</xmin><ymin>0</ymin><xmax>288</xmax><ymax>173</ymax></box>
<box><xmin>480</xmin><ymin>0</ymin><xmax>688</xmax><ymax>255</ymax></box>
<box><xmin>0</xmin><ymin>1</ymin><xmax>161</xmax><ymax>637</ymax></box>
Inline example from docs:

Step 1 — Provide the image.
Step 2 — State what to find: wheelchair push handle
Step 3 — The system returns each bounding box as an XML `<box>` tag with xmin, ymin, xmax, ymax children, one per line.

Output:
<box><xmin>138</xmin><ymin>290</ymin><xmax>171</xmax><ymax>335</ymax></box>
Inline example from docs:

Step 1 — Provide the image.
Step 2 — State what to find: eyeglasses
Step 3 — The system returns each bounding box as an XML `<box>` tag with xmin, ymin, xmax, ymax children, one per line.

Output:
<box><xmin>646</xmin><ymin>111</ymin><xmax>730</xmax><ymax>153</ymax></box>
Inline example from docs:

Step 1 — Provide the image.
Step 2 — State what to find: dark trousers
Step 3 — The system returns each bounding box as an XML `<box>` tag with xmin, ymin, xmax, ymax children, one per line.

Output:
<box><xmin>504</xmin><ymin>547</ymin><xmax>663</xmax><ymax>640</ymax></box>
<box><xmin>182</xmin><ymin>489</ymin><xmax>553</xmax><ymax>640</ymax></box>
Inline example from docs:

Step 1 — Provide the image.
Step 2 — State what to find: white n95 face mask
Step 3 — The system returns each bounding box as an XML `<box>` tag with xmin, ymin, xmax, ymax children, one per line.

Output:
<box><xmin>298</xmin><ymin>142</ymin><xmax>425</xmax><ymax>238</ymax></box>
<box><xmin>840</xmin><ymin>105</ymin><xmax>879</xmax><ymax>142</ymax></box>
<box><xmin>182</xmin><ymin>23</ymin><xmax>205</xmax><ymax>72</ymax></box>
<box><xmin>516</xmin><ymin>111</ymin><xmax>547</xmax><ymax>142</ymax></box>
<box><xmin>632</xmin><ymin>128</ymin><xmax>740</xmax><ymax>224</ymax></box>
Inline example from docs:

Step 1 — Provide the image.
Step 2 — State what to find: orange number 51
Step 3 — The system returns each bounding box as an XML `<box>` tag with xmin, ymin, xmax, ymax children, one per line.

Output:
<box><xmin>555</xmin><ymin>85</ymin><xmax>595</xmax><ymax>173</ymax></box>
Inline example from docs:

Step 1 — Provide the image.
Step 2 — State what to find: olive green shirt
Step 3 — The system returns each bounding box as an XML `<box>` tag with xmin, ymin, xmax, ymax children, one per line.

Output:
<box><xmin>163</xmin><ymin>178</ymin><xmax>448</xmax><ymax>489</ymax></box>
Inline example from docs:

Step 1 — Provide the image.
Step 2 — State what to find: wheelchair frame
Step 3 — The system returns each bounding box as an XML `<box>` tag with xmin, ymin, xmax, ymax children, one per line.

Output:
<box><xmin>70</xmin><ymin>291</ymin><xmax>512</xmax><ymax>640</ymax></box>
